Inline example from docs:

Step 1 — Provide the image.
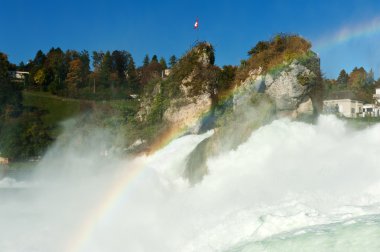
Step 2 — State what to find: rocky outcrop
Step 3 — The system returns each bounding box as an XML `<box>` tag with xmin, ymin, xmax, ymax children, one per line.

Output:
<box><xmin>185</xmin><ymin>50</ymin><xmax>323</xmax><ymax>184</ymax></box>
<box><xmin>163</xmin><ymin>93</ymin><xmax>212</xmax><ymax>133</ymax></box>
<box><xmin>235</xmin><ymin>55</ymin><xmax>322</xmax><ymax>121</ymax></box>
<box><xmin>136</xmin><ymin>37</ymin><xmax>323</xmax><ymax>183</ymax></box>
<box><xmin>137</xmin><ymin>42</ymin><xmax>216</xmax><ymax>133</ymax></box>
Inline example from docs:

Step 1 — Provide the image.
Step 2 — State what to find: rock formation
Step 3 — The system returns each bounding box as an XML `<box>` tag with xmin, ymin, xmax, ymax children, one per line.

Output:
<box><xmin>184</xmin><ymin>35</ymin><xmax>323</xmax><ymax>183</ymax></box>
<box><xmin>137</xmin><ymin>42</ymin><xmax>217</xmax><ymax>134</ymax></box>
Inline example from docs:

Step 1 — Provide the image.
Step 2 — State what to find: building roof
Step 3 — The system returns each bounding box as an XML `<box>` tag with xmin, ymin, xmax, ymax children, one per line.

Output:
<box><xmin>326</xmin><ymin>90</ymin><xmax>357</xmax><ymax>100</ymax></box>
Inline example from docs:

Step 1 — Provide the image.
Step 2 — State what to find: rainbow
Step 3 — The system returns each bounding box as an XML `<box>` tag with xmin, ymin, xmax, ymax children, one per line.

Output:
<box><xmin>65</xmin><ymin>157</ymin><xmax>147</xmax><ymax>252</ymax></box>
<box><xmin>65</xmin><ymin>109</ymin><xmax>214</xmax><ymax>252</ymax></box>
<box><xmin>314</xmin><ymin>16</ymin><xmax>380</xmax><ymax>51</ymax></box>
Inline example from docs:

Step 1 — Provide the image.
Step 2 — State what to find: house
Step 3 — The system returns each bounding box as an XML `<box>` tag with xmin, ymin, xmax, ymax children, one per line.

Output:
<box><xmin>323</xmin><ymin>99</ymin><xmax>363</xmax><ymax>118</ymax></box>
<box><xmin>362</xmin><ymin>104</ymin><xmax>380</xmax><ymax>117</ymax></box>
<box><xmin>164</xmin><ymin>69</ymin><xmax>171</xmax><ymax>76</ymax></box>
<box><xmin>374</xmin><ymin>88</ymin><xmax>380</xmax><ymax>105</ymax></box>
<box><xmin>9</xmin><ymin>71</ymin><xmax>29</xmax><ymax>82</ymax></box>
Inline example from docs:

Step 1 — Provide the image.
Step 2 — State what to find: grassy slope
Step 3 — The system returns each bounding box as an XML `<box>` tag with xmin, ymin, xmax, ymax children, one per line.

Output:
<box><xmin>22</xmin><ymin>90</ymin><xmax>140</xmax><ymax>137</ymax></box>
<box><xmin>22</xmin><ymin>91</ymin><xmax>85</xmax><ymax>136</ymax></box>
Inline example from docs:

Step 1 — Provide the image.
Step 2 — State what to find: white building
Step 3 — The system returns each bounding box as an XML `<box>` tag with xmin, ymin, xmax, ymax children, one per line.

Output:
<box><xmin>164</xmin><ymin>69</ymin><xmax>171</xmax><ymax>76</ymax></box>
<box><xmin>9</xmin><ymin>71</ymin><xmax>29</xmax><ymax>82</ymax></box>
<box><xmin>362</xmin><ymin>104</ymin><xmax>380</xmax><ymax>117</ymax></box>
<box><xmin>374</xmin><ymin>88</ymin><xmax>380</xmax><ymax>105</ymax></box>
<box><xmin>323</xmin><ymin>99</ymin><xmax>363</xmax><ymax>118</ymax></box>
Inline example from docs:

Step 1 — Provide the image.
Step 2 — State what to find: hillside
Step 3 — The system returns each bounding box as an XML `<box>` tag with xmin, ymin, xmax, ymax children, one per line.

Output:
<box><xmin>23</xmin><ymin>91</ymin><xmax>83</xmax><ymax>135</ymax></box>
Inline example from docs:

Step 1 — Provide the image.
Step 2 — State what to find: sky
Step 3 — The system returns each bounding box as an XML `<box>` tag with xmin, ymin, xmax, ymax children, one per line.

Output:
<box><xmin>2</xmin><ymin>0</ymin><xmax>380</xmax><ymax>78</ymax></box>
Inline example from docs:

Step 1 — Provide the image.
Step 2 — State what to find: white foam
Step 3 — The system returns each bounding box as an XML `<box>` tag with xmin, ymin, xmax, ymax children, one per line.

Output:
<box><xmin>1</xmin><ymin>116</ymin><xmax>380</xmax><ymax>252</ymax></box>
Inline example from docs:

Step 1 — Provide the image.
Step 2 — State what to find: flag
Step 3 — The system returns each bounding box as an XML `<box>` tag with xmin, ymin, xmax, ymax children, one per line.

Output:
<box><xmin>194</xmin><ymin>18</ymin><xmax>199</xmax><ymax>29</ymax></box>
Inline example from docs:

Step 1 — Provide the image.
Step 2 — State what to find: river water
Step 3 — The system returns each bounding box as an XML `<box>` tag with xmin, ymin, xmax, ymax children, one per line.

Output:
<box><xmin>1</xmin><ymin>115</ymin><xmax>380</xmax><ymax>251</ymax></box>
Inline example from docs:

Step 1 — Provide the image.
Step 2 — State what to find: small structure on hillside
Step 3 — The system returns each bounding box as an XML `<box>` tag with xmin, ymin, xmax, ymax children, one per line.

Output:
<box><xmin>9</xmin><ymin>71</ymin><xmax>29</xmax><ymax>82</ymax></box>
<box><xmin>164</xmin><ymin>69</ymin><xmax>171</xmax><ymax>76</ymax></box>
<box><xmin>323</xmin><ymin>99</ymin><xmax>363</xmax><ymax>118</ymax></box>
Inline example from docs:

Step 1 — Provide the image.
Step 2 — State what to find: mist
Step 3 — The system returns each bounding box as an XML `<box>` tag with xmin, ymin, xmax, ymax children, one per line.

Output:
<box><xmin>1</xmin><ymin>115</ymin><xmax>380</xmax><ymax>252</ymax></box>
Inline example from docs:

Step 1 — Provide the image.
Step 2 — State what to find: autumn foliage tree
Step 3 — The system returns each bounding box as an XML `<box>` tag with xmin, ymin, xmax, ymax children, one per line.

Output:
<box><xmin>65</xmin><ymin>59</ymin><xmax>83</xmax><ymax>96</ymax></box>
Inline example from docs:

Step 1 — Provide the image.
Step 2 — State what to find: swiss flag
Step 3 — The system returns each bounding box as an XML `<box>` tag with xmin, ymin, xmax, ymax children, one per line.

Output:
<box><xmin>194</xmin><ymin>19</ymin><xmax>199</xmax><ymax>29</ymax></box>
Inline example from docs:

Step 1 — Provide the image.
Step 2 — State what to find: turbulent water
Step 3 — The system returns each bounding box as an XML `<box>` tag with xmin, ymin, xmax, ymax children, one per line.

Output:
<box><xmin>1</xmin><ymin>115</ymin><xmax>380</xmax><ymax>252</ymax></box>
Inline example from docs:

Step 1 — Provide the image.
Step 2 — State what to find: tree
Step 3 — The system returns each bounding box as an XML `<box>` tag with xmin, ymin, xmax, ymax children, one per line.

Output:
<box><xmin>126</xmin><ymin>55</ymin><xmax>139</xmax><ymax>93</ymax></box>
<box><xmin>248</xmin><ymin>41</ymin><xmax>269</xmax><ymax>56</ymax></box>
<box><xmin>0</xmin><ymin>53</ymin><xmax>22</xmax><ymax>118</ymax></box>
<box><xmin>143</xmin><ymin>54</ymin><xmax>150</xmax><ymax>67</ymax></box>
<box><xmin>151</xmin><ymin>55</ymin><xmax>158</xmax><ymax>63</ymax></box>
<box><xmin>18</xmin><ymin>61</ymin><xmax>26</xmax><ymax>71</ymax></box>
<box><xmin>337</xmin><ymin>69</ymin><xmax>349</xmax><ymax>87</ymax></box>
<box><xmin>29</xmin><ymin>50</ymin><xmax>47</xmax><ymax>87</ymax></box>
<box><xmin>65</xmin><ymin>59</ymin><xmax>83</xmax><ymax>96</ymax></box>
<box><xmin>99</xmin><ymin>51</ymin><xmax>113</xmax><ymax>88</ymax></box>
<box><xmin>33</xmin><ymin>50</ymin><xmax>46</xmax><ymax>67</ymax></box>
<box><xmin>366</xmin><ymin>68</ymin><xmax>375</xmax><ymax>85</ymax></box>
<box><xmin>169</xmin><ymin>55</ymin><xmax>177</xmax><ymax>68</ymax></box>
<box><xmin>111</xmin><ymin>50</ymin><xmax>130</xmax><ymax>84</ymax></box>
<box><xmin>349</xmin><ymin>67</ymin><xmax>367</xmax><ymax>89</ymax></box>
<box><xmin>33</xmin><ymin>69</ymin><xmax>46</xmax><ymax>89</ymax></box>
<box><xmin>0</xmin><ymin>110</ymin><xmax>52</xmax><ymax>160</ymax></box>
<box><xmin>217</xmin><ymin>65</ymin><xmax>237</xmax><ymax>92</ymax></box>
<box><xmin>92</xmin><ymin>51</ymin><xmax>104</xmax><ymax>71</ymax></box>
<box><xmin>159</xmin><ymin>57</ymin><xmax>167</xmax><ymax>69</ymax></box>
<box><xmin>44</xmin><ymin>47</ymin><xmax>66</xmax><ymax>93</ymax></box>
<box><xmin>79</xmin><ymin>50</ymin><xmax>90</xmax><ymax>87</ymax></box>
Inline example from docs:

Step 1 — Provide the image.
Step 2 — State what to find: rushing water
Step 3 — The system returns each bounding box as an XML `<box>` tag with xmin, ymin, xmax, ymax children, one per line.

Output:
<box><xmin>1</xmin><ymin>115</ymin><xmax>380</xmax><ymax>252</ymax></box>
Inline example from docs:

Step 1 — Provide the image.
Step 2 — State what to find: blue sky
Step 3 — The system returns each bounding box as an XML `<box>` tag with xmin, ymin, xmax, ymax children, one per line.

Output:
<box><xmin>1</xmin><ymin>0</ymin><xmax>380</xmax><ymax>78</ymax></box>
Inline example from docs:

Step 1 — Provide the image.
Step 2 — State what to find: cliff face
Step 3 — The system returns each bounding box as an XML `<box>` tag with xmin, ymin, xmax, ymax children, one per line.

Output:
<box><xmin>163</xmin><ymin>93</ymin><xmax>211</xmax><ymax>133</ymax></box>
<box><xmin>137</xmin><ymin>42</ymin><xmax>216</xmax><ymax>134</ymax></box>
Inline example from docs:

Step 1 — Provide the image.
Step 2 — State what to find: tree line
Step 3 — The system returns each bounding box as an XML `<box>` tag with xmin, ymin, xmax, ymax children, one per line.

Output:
<box><xmin>16</xmin><ymin>48</ymin><xmax>178</xmax><ymax>99</ymax></box>
<box><xmin>324</xmin><ymin>67</ymin><xmax>379</xmax><ymax>102</ymax></box>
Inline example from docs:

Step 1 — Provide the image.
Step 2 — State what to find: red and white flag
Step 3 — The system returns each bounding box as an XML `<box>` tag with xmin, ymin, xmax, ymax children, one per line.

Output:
<box><xmin>194</xmin><ymin>18</ymin><xmax>199</xmax><ymax>29</ymax></box>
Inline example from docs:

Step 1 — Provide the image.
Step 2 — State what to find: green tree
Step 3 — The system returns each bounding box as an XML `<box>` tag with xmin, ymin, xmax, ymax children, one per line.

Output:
<box><xmin>151</xmin><ymin>55</ymin><xmax>158</xmax><ymax>63</ymax></box>
<box><xmin>143</xmin><ymin>54</ymin><xmax>150</xmax><ymax>67</ymax></box>
<box><xmin>337</xmin><ymin>69</ymin><xmax>349</xmax><ymax>87</ymax></box>
<box><xmin>33</xmin><ymin>50</ymin><xmax>46</xmax><ymax>67</ymax></box>
<box><xmin>0</xmin><ymin>53</ymin><xmax>22</xmax><ymax>118</ymax></box>
<box><xmin>0</xmin><ymin>110</ymin><xmax>52</xmax><ymax>160</ymax></box>
<box><xmin>79</xmin><ymin>50</ymin><xmax>90</xmax><ymax>87</ymax></box>
<box><xmin>126</xmin><ymin>55</ymin><xmax>139</xmax><ymax>93</ymax></box>
<box><xmin>92</xmin><ymin>51</ymin><xmax>104</xmax><ymax>71</ymax></box>
<box><xmin>169</xmin><ymin>55</ymin><xmax>177</xmax><ymax>68</ymax></box>
<box><xmin>29</xmin><ymin>50</ymin><xmax>47</xmax><ymax>87</ymax></box>
<box><xmin>159</xmin><ymin>57</ymin><xmax>167</xmax><ymax>69</ymax></box>
<box><xmin>248</xmin><ymin>41</ymin><xmax>269</xmax><ymax>56</ymax></box>
<box><xmin>217</xmin><ymin>65</ymin><xmax>237</xmax><ymax>92</ymax></box>
<box><xmin>111</xmin><ymin>50</ymin><xmax>132</xmax><ymax>87</ymax></box>
<box><xmin>99</xmin><ymin>51</ymin><xmax>113</xmax><ymax>88</ymax></box>
<box><xmin>366</xmin><ymin>68</ymin><xmax>375</xmax><ymax>85</ymax></box>
<box><xmin>45</xmin><ymin>47</ymin><xmax>67</xmax><ymax>93</ymax></box>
